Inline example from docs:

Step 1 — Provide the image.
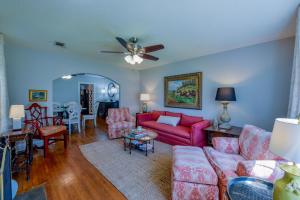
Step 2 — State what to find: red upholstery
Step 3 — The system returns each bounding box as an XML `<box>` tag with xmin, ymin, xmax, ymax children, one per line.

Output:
<box><xmin>180</xmin><ymin>114</ymin><xmax>203</xmax><ymax>127</ymax></box>
<box><xmin>137</xmin><ymin>111</ymin><xmax>210</xmax><ymax>147</ymax></box>
<box><xmin>151</xmin><ymin>111</ymin><xmax>165</xmax><ymax>120</ymax></box>
<box><xmin>140</xmin><ymin>121</ymin><xmax>191</xmax><ymax>139</ymax></box>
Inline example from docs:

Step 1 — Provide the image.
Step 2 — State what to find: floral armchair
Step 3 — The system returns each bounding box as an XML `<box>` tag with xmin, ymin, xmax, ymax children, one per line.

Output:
<box><xmin>106</xmin><ymin>108</ymin><xmax>135</xmax><ymax>139</ymax></box>
<box><xmin>203</xmin><ymin>124</ymin><xmax>285</xmax><ymax>200</ymax></box>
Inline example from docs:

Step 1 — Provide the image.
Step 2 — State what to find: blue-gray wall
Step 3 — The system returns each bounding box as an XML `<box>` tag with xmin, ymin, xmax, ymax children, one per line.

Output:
<box><xmin>5</xmin><ymin>42</ymin><xmax>140</xmax><ymax>114</ymax></box>
<box><xmin>140</xmin><ymin>38</ymin><xmax>294</xmax><ymax>130</ymax></box>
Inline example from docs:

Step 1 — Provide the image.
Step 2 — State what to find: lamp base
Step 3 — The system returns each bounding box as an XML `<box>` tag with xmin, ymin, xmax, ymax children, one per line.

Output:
<box><xmin>273</xmin><ymin>164</ymin><xmax>300</xmax><ymax>200</ymax></box>
<box><xmin>12</xmin><ymin>119</ymin><xmax>22</xmax><ymax>131</ymax></box>
<box><xmin>142</xmin><ymin>103</ymin><xmax>148</xmax><ymax>113</ymax></box>
<box><xmin>219</xmin><ymin>123</ymin><xmax>232</xmax><ymax>130</ymax></box>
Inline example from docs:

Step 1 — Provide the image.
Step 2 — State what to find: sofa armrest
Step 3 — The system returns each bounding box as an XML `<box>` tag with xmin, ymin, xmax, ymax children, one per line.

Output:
<box><xmin>136</xmin><ymin>113</ymin><xmax>152</xmax><ymax>126</ymax></box>
<box><xmin>212</xmin><ymin>137</ymin><xmax>239</xmax><ymax>154</ymax></box>
<box><xmin>191</xmin><ymin>120</ymin><xmax>211</xmax><ymax>147</ymax></box>
<box><xmin>236</xmin><ymin>160</ymin><xmax>285</xmax><ymax>183</ymax></box>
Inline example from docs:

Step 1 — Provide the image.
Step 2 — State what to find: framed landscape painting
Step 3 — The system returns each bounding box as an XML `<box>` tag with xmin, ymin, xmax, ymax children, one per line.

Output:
<box><xmin>29</xmin><ymin>89</ymin><xmax>48</xmax><ymax>102</ymax></box>
<box><xmin>164</xmin><ymin>72</ymin><xmax>202</xmax><ymax>109</ymax></box>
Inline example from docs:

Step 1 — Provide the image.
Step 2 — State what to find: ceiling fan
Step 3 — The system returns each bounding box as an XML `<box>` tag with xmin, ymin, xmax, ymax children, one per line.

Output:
<box><xmin>100</xmin><ymin>37</ymin><xmax>164</xmax><ymax>65</ymax></box>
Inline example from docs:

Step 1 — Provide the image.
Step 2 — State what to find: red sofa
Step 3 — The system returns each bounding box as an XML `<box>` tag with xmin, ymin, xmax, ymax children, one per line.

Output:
<box><xmin>136</xmin><ymin>111</ymin><xmax>211</xmax><ymax>147</ymax></box>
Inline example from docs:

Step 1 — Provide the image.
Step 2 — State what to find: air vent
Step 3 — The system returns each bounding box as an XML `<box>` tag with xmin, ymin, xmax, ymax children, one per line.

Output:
<box><xmin>54</xmin><ymin>41</ymin><xmax>65</xmax><ymax>48</ymax></box>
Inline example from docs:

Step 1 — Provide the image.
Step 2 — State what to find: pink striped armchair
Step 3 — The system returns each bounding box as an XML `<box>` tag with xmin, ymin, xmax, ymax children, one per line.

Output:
<box><xmin>106</xmin><ymin>108</ymin><xmax>136</xmax><ymax>139</ymax></box>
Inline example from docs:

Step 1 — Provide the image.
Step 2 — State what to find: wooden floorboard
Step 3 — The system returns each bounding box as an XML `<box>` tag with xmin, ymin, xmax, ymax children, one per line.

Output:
<box><xmin>14</xmin><ymin>118</ymin><xmax>126</xmax><ymax>200</ymax></box>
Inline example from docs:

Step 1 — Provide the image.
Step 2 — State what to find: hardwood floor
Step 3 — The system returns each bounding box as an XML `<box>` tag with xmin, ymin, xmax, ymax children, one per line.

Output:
<box><xmin>14</xmin><ymin>118</ymin><xmax>126</xmax><ymax>200</ymax></box>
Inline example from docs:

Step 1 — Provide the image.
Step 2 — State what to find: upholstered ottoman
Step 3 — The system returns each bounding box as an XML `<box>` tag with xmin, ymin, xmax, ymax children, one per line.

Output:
<box><xmin>172</xmin><ymin>146</ymin><xmax>219</xmax><ymax>200</ymax></box>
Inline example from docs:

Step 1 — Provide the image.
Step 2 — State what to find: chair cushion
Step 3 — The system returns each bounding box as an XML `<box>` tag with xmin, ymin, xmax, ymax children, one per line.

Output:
<box><xmin>236</xmin><ymin>160</ymin><xmax>285</xmax><ymax>183</ymax></box>
<box><xmin>40</xmin><ymin>125</ymin><xmax>67</xmax><ymax>136</ymax></box>
<box><xmin>110</xmin><ymin>121</ymin><xmax>135</xmax><ymax>129</ymax></box>
<box><xmin>203</xmin><ymin>147</ymin><xmax>245</xmax><ymax>187</ymax></box>
<box><xmin>173</xmin><ymin>146</ymin><xmax>218</xmax><ymax>185</ymax></box>
<box><xmin>180</xmin><ymin>114</ymin><xmax>203</xmax><ymax>127</ymax></box>
<box><xmin>151</xmin><ymin>111</ymin><xmax>165</xmax><ymax>121</ymax></box>
<box><xmin>140</xmin><ymin>121</ymin><xmax>191</xmax><ymax>139</ymax></box>
<box><xmin>239</xmin><ymin>124</ymin><xmax>281</xmax><ymax>160</ymax></box>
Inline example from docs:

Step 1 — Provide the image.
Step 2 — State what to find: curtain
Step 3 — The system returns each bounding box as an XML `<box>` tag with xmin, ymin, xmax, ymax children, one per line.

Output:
<box><xmin>288</xmin><ymin>7</ymin><xmax>300</xmax><ymax>118</ymax></box>
<box><xmin>0</xmin><ymin>33</ymin><xmax>9</xmax><ymax>133</ymax></box>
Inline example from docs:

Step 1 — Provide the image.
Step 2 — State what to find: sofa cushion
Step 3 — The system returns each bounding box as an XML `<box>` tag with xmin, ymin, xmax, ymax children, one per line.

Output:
<box><xmin>151</xmin><ymin>111</ymin><xmax>165</xmax><ymax>121</ymax></box>
<box><xmin>140</xmin><ymin>121</ymin><xmax>191</xmax><ymax>139</ymax></box>
<box><xmin>157</xmin><ymin>116</ymin><xmax>180</xmax><ymax>127</ymax></box>
<box><xmin>239</xmin><ymin>124</ymin><xmax>281</xmax><ymax>160</ymax></box>
<box><xmin>180</xmin><ymin>114</ymin><xmax>203</xmax><ymax>127</ymax></box>
<box><xmin>165</xmin><ymin>111</ymin><xmax>182</xmax><ymax>118</ymax></box>
<box><xmin>173</xmin><ymin>146</ymin><xmax>218</xmax><ymax>185</ymax></box>
<box><xmin>109</xmin><ymin>121</ymin><xmax>135</xmax><ymax>129</ymax></box>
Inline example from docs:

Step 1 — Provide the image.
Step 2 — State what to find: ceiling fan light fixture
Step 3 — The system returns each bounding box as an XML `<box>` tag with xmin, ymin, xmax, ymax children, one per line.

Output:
<box><xmin>133</xmin><ymin>55</ymin><xmax>143</xmax><ymax>64</ymax></box>
<box><xmin>124</xmin><ymin>55</ymin><xmax>135</xmax><ymax>65</ymax></box>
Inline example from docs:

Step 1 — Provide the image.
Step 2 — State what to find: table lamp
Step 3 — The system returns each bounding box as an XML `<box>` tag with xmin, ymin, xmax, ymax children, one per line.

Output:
<box><xmin>9</xmin><ymin>105</ymin><xmax>25</xmax><ymax>131</ymax></box>
<box><xmin>140</xmin><ymin>93</ymin><xmax>150</xmax><ymax>113</ymax></box>
<box><xmin>270</xmin><ymin>118</ymin><xmax>300</xmax><ymax>200</ymax></box>
<box><xmin>215</xmin><ymin>87</ymin><xmax>236</xmax><ymax>129</ymax></box>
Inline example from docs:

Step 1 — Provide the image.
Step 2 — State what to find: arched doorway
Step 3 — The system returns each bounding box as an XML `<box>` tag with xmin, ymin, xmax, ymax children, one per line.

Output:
<box><xmin>52</xmin><ymin>73</ymin><xmax>120</xmax><ymax>129</ymax></box>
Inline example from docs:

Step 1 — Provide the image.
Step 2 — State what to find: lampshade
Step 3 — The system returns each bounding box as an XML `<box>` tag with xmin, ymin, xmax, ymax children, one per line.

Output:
<box><xmin>270</xmin><ymin>118</ymin><xmax>300</xmax><ymax>163</ymax></box>
<box><xmin>9</xmin><ymin>105</ymin><xmax>25</xmax><ymax>119</ymax></box>
<box><xmin>215</xmin><ymin>87</ymin><xmax>236</xmax><ymax>101</ymax></box>
<box><xmin>140</xmin><ymin>93</ymin><xmax>150</xmax><ymax>101</ymax></box>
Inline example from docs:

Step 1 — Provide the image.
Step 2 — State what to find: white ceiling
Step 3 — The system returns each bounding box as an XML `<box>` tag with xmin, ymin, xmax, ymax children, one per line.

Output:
<box><xmin>0</xmin><ymin>0</ymin><xmax>299</xmax><ymax>70</ymax></box>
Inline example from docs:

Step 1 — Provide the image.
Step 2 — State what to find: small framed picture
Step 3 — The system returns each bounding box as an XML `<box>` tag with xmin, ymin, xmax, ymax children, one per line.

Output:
<box><xmin>29</xmin><ymin>89</ymin><xmax>48</xmax><ymax>102</ymax></box>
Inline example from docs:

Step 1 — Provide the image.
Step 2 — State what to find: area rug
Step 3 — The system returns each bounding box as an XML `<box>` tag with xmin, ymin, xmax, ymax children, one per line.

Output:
<box><xmin>15</xmin><ymin>185</ymin><xmax>47</xmax><ymax>200</ymax></box>
<box><xmin>80</xmin><ymin>139</ymin><xmax>172</xmax><ymax>200</ymax></box>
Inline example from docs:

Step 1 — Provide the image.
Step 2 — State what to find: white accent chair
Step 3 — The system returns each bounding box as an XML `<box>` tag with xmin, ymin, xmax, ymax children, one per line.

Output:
<box><xmin>82</xmin><ymin>101</ymin><xmax>100</xmax><ymax>129</ymax></box>
<box><xmin>53</xmin><ymin>102</ymin><xmax>62</xmax><ymax>116</ymax></box>
<box><xmin>63</xmin><ymin>101</ymin><xmax>81</xmax><ymax>135</ymax></box>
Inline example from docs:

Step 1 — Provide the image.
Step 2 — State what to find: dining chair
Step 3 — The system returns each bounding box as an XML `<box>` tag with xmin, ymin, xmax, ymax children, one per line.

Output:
<box><xmin>82</xmin><ymin>101</ymin><xmax>100</xmax><ymax>129</ymax></box>
<box><xmin>63</xmin><ymin>101</ymin><xmax>81</xmax><ymax>135</ymax></box>
<box><xmin>24</xmin><ymin>103</ymin><xmax>68</xmax><ymax>158</ymax></box>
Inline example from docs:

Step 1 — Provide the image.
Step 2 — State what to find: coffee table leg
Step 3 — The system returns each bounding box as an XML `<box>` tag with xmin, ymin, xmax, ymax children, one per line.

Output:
<box><xmin>123</xmin><ymin>137</ymin><xmax>126</xmax><ymax>151</ymax></box>
<box><xmin>152</xmin><ymin>139</ymin><xmax>154</xmax><ymax>153</ymax></box>
<box><xmin>145</xmin><ymin>142</ymin><xmax>148</xmax><ymax>156</ymax></box>
<box><xmin>129</xmin><ymin>139</ymin><xmax>132</xmax><ymax>155</ymax></box>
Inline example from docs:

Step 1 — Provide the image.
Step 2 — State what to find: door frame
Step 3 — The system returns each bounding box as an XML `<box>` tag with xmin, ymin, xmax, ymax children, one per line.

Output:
<box><xmin>78</xmin><ymin>82</ymin><xmax>95</xmax><ymax>113</ymax></box>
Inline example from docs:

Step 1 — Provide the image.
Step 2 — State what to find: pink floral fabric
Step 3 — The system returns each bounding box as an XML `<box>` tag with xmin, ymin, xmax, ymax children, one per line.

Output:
<box><xmin>173</xmin><ymin>146</ymin><xmax>218</xmax><ymax>185</ymax></box>
<box><xmin>106</xmin><ymin>108</ymin><xmax>135</xmax><ymax>139</ymax></box>
<box><xmin>212</xmin><ymin>137</ymin><xmax>239</xmax><ymax>154</ymax></box>
<box><xmin>203</xmin><ymin>147</ymin><xmax>245</xmax><ymax>200</ymax></box>
<box><xmin>236</xmin><ymin>160</ymin><xmax>285</xmax><ymax>183</ymax></box>
<box><xmin>239</xmin><ymin>125</ymin><xmax>281</xmax><ymax>160</ymax></box>
<box><xmin>172</xmin><ymin>181</ymin><xmax>219</xmax><ymax>200</ymax></box>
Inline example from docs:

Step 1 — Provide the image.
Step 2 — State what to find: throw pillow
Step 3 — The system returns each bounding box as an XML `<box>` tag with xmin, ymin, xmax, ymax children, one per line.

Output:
<box><xmin>157</xmin><ymin>116</ymin><xmax>180</xmax><ymax>127</ymax></box>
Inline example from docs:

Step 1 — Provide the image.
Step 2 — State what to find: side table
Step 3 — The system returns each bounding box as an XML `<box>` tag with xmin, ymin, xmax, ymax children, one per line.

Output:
<box><xmin>1</xmin><ymin>130</ymin><xmax>33</xmax><ymax>181</ymax></box>
<box><xmin>204</xmin><ymin>125</ymin><xmax>242</xmax><ymax>145</ymax></box>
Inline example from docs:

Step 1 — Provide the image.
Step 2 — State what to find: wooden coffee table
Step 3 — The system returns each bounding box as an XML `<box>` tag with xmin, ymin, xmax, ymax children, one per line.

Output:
<box><xmin>122</xmin><ymin>128</ymin><xmax>158</xmax><ymax>156</ymax></box>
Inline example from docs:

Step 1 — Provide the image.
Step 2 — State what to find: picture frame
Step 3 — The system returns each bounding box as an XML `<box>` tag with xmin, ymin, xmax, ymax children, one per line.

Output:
<box><xmin>164</xmin><ymin>72</ymin><xmax>202</xmax><ymax>109</ymax></box>
<box><xmin>29</xmin><ymin>89</ymin><xmax>48</xmax><ymax>102</ymax></box>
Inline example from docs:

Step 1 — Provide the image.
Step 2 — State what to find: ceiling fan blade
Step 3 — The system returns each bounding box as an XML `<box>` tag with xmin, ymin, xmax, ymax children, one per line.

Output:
<box><xmin>116</xmin><ymin>37</ymin><xmax>129</xmax><ymax>50</ymax></box>
<box><xmin>99</xmin><ymin>50</ymin><xmax>125</xmax><ymax>54</ymax></box>
<box><xmin>141</xmin><ymin>54</ymin><xmax>159</xmax><ymax>61</ymax></box>
<box><xmin>144</xmin><ymin>44</ymin><xmax>164</xmax><ymax>53</ymax></box>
